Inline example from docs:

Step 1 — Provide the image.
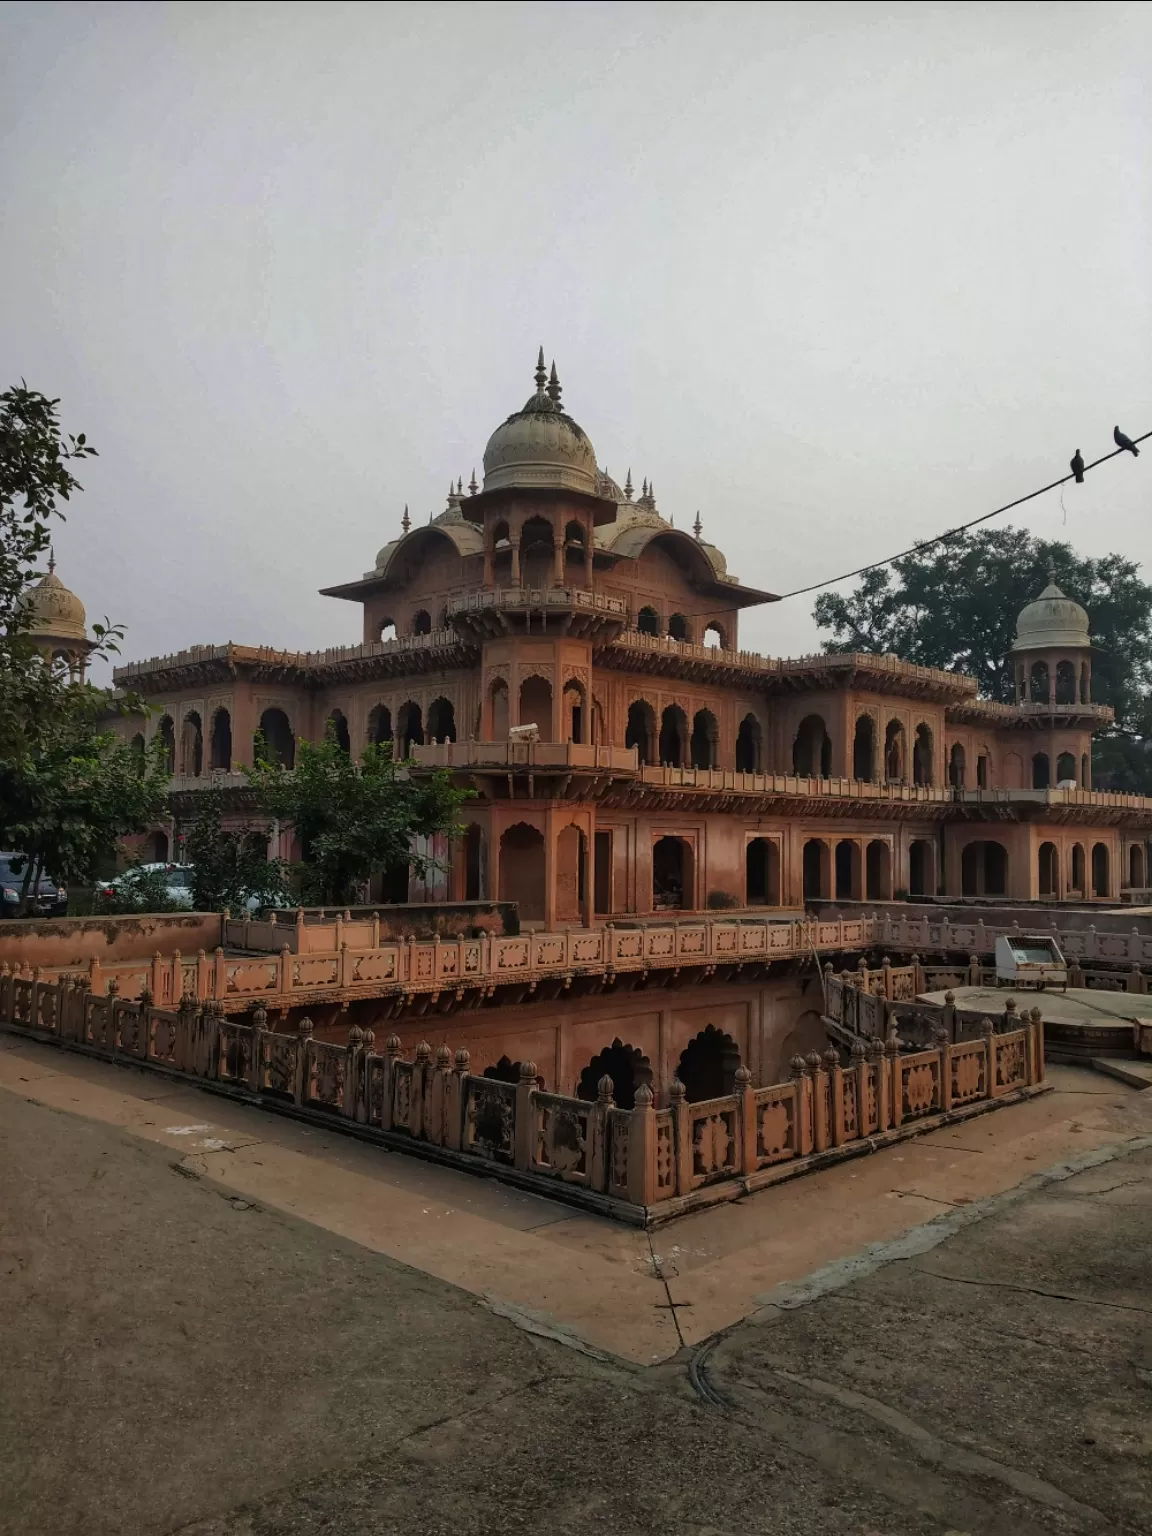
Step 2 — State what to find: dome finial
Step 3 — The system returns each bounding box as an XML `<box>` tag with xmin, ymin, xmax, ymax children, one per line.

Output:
<box><xmin>624</xmin><ymin>469</ymin><xmax>633</xmax><ymax>501</ymax></box>
<box><xmin>48</xmin><ymin>545</ymin><xmax>56</xmax><ymax>574</ymax></box>
<box><xmin>693</xmin><ymin>511</ymin><xmax>703</xmax><ymax>541</ymax></box>
<box><xmin>547</xmin><ymin>360</ymin><xmax>562</xmax><ymax>405</ymax></box>
<box><xmin>534</xmin><ymin>346</ymin><xmax>547</xmax><ymax>392</ymax></box>
<box><xmin>1046</xmin><ymin>556</ymin><xmax>1057</xmax><ymax>586</ymax></box>
<box><xmin>468</xmin><ymin>468</ymin><xmax>478</xmax><ymax>496</ymax></box>
<box><xmin>457</xmin><ymin>476</ymin><xmax>463</xmax><ymax>496</ymax></box>
<box><xmin>401</xmin><ymin>504</ymin><xmax>410</xmax><ymax>534</ymax></box>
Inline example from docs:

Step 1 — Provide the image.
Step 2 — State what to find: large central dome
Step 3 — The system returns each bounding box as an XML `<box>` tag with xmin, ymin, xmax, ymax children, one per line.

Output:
<box><xmin>482</xmin><ymin>351</ymin><xmax>599</xmax><ymax>496</ymax></box>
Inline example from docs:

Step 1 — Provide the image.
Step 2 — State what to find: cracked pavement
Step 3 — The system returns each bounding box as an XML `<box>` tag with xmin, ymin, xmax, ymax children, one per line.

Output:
<box><xmin>2</xmin><ymin>1092</ymin><xmax>1150</xmax><ymax>1535</ymax></box>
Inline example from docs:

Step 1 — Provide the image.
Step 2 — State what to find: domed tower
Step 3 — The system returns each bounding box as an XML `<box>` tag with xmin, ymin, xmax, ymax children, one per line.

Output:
<box><xmin>459</xmin><ymin>350</ymin><xmax>623</xmax><ymax>744</ymax></box>
<box><xmin>1010</xmin><ymin>566</ymin><xmax>1092</xmax><ymax>709</ymax></box>
<box><xmin>23</xmin><ymin>554</ymin><xmax>93</xmax><ymax>677</ymax></box>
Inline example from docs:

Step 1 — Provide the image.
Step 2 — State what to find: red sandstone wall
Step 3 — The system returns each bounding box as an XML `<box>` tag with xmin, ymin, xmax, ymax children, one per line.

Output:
<box><xmin>0</xmin><ymin>913</ymin><xmax>223</xmax><ymax>970</ymax></box>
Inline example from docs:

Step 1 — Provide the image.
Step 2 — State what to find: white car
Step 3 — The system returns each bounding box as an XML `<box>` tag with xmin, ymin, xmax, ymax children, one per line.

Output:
<box><xmin>95</xmin><ymin>864</ymin><xmax>288</xmax><ymax>914</ymax></box>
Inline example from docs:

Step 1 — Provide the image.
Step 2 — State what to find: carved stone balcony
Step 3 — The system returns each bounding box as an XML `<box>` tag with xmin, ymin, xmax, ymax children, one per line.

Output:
<box><xmin>412</xmin><ymin>740</ymin><xmax>638</xmax><ymax>778</ymax></box>
<box><xmin>447</xmin><ymin>586</ymin><xmax>626</xmax><ymax>642</ymax></box>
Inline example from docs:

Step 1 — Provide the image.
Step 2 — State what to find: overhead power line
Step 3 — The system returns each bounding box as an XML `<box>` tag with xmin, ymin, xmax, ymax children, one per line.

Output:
<box><xmin>777</xmin><ymin>428</ymin><xmax>1150</xmax><ymax>601</ymax></box>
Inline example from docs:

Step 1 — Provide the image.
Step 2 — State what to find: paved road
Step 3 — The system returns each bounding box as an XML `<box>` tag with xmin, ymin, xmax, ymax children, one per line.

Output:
<box><xmin>3</xmin><ymin>1089</ymin><xmax>1151</xmax><ymax>1536</ymax></box>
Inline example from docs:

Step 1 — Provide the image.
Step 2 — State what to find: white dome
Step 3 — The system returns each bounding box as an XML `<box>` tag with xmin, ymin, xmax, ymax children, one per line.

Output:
<box><xmin>482</xmin><ymin>353</ymin><xmax>598</xmax><ymax>496</ymax></box>
<box><xmin>1012</xmin><ymin>577</ymin><xmax>1090</xmax><ymax>652</ymax></box>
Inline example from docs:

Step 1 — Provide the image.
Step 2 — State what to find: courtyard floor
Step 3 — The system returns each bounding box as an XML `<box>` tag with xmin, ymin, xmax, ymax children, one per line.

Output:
<box><xmin>2</xmin><ymin>1031</ymin><xmax>1151</xmax><ymax>1534</ymax></box>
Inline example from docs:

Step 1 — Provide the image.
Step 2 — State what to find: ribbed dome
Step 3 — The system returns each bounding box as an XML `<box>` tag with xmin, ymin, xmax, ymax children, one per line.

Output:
<box><xmin>25</xmin><ymin>564</ymin><xmax>87</xmax><ymax>642</ymax></box>
<box><xmin>1012</xmin><ymin>576</ymin><xmax>1090</xmax><ymax>652</ymax></box>
<box><xmin>482</xmin><ymin>352</ymin><xmax>599</xmax><ymax>496</ymax></box>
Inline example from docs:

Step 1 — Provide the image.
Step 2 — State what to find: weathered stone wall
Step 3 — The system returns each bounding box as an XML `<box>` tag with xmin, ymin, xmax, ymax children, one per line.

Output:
<box><xmin>0</xmin><ymin>912</ymin><xmax>223</xmax><ymax>970</ymax></box>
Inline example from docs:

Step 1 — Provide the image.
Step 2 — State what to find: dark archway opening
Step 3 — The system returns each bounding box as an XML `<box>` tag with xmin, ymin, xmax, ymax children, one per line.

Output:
<box><xmin>736</xmin><ymin>714</ymin><xmax>762</xmax><ymax>773</ymax></box>
<box><xmin>257</xmin><ymin>708</ymin><xmax>295</xmax><ymax>768</ymax></box>
<box><xmin>209</xmin><ymin>709</ymin><xmax>232</xmax><ymax>771</ymax></box>
<box><xmin>576</xmin><ymin>1040</ymin><xmax>652</xmax><ymax>1110</ymax></box>
<box><xmin>746</xmin><ymin>837</ymin><xmax>780</xmax><ymax>905</ymax></box>
<box><xmin>676</xmin><ymin>1026</ymin><xmax>741</xmax><ymax>1103</ymax></box>
<box><xmin>427</xmin><ymin>697</ymin><xmax>457</xmax><ymax>743</ymax></box>
<box><xmin>852</xmin><ymin>715</ymin><xmax>875</xmax><ymax>781</ymax></box>
<box><xmin>653</xmin><ymin>835</ymin><xmax>692</xmax><ymax>910</ymax></box>
<box><xmin>659</xmin><ymin>705</ymin><xmax>687</xmax><ymax>768</ymax></box>
<box><xmin>626</xmin><ymin>700</ymin><xmax>656</xmax><ymax>765</ymax></box>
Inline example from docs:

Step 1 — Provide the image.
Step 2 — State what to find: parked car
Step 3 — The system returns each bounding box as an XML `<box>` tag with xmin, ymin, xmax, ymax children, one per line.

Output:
<box><xmin>94</xmin><ymin>864</ymin><xmax>288</xmax><ymax>914</ymax></box>
<box><xmin>0</xmin><ymin>853</ymin><xmax>69</xmax><ymax>918</ymax></box>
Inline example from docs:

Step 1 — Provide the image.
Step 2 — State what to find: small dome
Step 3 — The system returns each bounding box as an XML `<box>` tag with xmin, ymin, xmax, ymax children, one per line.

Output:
<box><xmin>597</xmin><ymin>467</ymin><xmax>623</xmax><ymax>501</ymax></box>
<box><xmin>1012</xmin><ymin>573</ymin><xmax>1090</xmax><ymax>652</ymax></box>
<box><xmin>25</xmin><ymin>563</ymin><xmax>87</xmax><ymax>642</ymax></box>
<box><xmin>482</xmin><ymin>352</ymin><xmax>598</xmax><ymax>496</ymax></box>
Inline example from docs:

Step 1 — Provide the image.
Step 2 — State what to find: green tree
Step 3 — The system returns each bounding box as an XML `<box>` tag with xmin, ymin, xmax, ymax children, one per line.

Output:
<box><xmin>0</xmin><ymin>695</ymin><xmax>171</xmax><ymax>906</ymax></box>
<box><xmin>247</xmin><ymin>731</ymin><xmax>470</xmax><ymax>906</ymax></box>
<box><xmin>813</xmin><ymin>527</ymin><xmax>1152</xmax><ymax>790</ymax></box>
<box><xmin>182</xmin><ymin>785</ymin><xmax>289</xmax><ymax>913</ymax></box>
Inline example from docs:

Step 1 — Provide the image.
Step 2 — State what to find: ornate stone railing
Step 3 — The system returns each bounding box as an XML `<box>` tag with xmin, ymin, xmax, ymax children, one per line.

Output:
<box><xmin>412</xmin><ymin>741</ymin><xmax>637</xmax><ymax>772</ymax></box>
<box><xmin>114</xmin><ymin>631</ymin><xmax>464</xmax><ymax>683</ymax></box>
<box><xmin>0</xmin><ymin>968</ymin><xmax>1047</xmax><ymax>1224</ymax></box>
<box><xmin>639</xmin><ymin>767</ymin><xmax>952</xmax><ymax>801</ymax></box>
<box><xmin>872</xmin><ymin>910</ymin><xmax>1152</xmax><ymax>967</ymax></box>
<box><xmin>447</xmin><ymin>588</ymin><xmax>626</xmax><ymax>617</ymax></box>
<box><xmin>36</xmin><ymin>914</ymin><xmax>883</xmax><ymax>1007</ymax></box>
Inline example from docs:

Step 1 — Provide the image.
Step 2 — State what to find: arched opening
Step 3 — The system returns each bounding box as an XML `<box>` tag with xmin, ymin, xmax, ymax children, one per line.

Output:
<box><xmin>464</xmin><ymin>823</ymin><xmax>484</xmax><ymax>901</ymax></box>
<box><xmin>1029</xmin><ymin>660</ymin><xmax>1049</xmax><ymax>703</ymax></box>
<box><xmin>257</xmin><ymin>708</ymin><xmax>294</xmax><ymax>768</ymax></box>
<box><xmin>209</xmin><ymin>709</ymin><xmax>232</xmax><ymax>770</ymax></box>
<box><xmin>1081</xmin><ymin>752</ymin><xmax>1090</xmax><ymax>789</ymax></box>
<box><xmin>626</xmin><ymin>700</ymin><xmax>656</xmax><ymax>765</ymax></box>
<box><xmin>427</xmin><ymin>697</ymin><xmax>457</xmax><ymax>743</ymax></box>
<box><xmin>735</xmin><ymin>713</ymin><xmax>762</xmax><ymax>773</ymax></box>
<box><xmin>396</xmin><ymin>701</ymin><xmax>424</xmax><ymax>756</ymax></box>
<box><xmin>637</xmin><ymin>605</ymin><xmax>661</xmax><ymax>637</ymax></box>
<box><xmin>368</xmin><ymin>704</ymin><xmax>392</xmax><ymax>745</ymax></box>
<box><xmin>130</xmin><ymin>732</ymin><xmax>146</xmax><ymax>777</ymax></box>
<box><xmin>1092</xmin><ymin>842</ymin><xmax>1110</xmax><ymax>898</ymax></box>
<box><xmin>1080</xmin><ymin>663</ymin><xmax>1090</xmax><ymax>704</ymax></box>
<box><xmin>499</xmin><ymin>823</ymin><xmax>546</xmax><ymax>923</ymax></box>
<box><xmin>884</xmin><ymin>719</ymin><xmax>906</xmax><ymax>782</ymax></box>
<box><xmin>489</xmin><ymin>679</ymin><xmax>510</xmax><ymax>739</ymax></box>
<box><xmin>1002</xmin><ymin>751</ymin><xmax>1024</xmax><ymax>789</ymax></box>
<box><xmin>802</xmin><ymin>838</ymin><xmax>830</xmax><ymax>901</ymax></box>
<box><xmin>378</xmin><ymin>618</ymin><xmax>397</xmax><ymax>643</ymax></box>
<box><xmin>676</xmin><ymin>1026</ymin><xmax>741</xmax><ymax>1103</ymax></box>
<box><xmin>519</xmin><ymin>674</ymin><xmax>553</xmax><ymax>739</ymax></box>
<box><xmin>327</xmin><ymin>710</ymin><xmax>351</xmax><ymax>754</ymax></box>
<box><xmin>482</xmin><ymin>1056</ymin><xmax>522</xmax><ymax>1086</ymax></box>
<box><xmin>575</xmin><ymin>1041</ymin><xmax>652</xmax><ymax>1110</ymax></box>
<box><xmin>909</xmin><ymin>838</ymin><xmax>935</xmax><ymax>897</ymax></box>
<box><xmin>961</xmin><ymin>840</ymin><xmax>1009</xmax><ymax>897</ymax></box>
<box><xmin>866</xmin><ymin>839</ymin><xmax>892</xmax><ymax>900</ymax></box>
<box><xmin>668</xmin><ymin>613</ymin><xmax>691</xmax><ymax>642</ymax></box>
<box><xmin>591</xmin><ymin>697</ymin><xmax>605</xmax><ymax>745</ymax></box>
<box><xmin>180</xmin><ymin>711</ymin><xmax>203</xmax><ymax>777</ymax></box>
<box><xmin>563</xmin><ymin>679</ymin><xmax>586</xmax><ymax>744</ymax></box>
<box><xmin>1129</xmin><ymin>844</ymin><xmax>1146</xmax><ymax>890</ymax></box>
<box><xmin>563</xmin><ymin>520</ymin><xmax>587</xmax><ymax>576</ymax></box>
<box><xmin>653</xmin><ymin>835</ymin><xmax>693</xmax><ymax>911</ymax></box>
<box><xmin>977</xmin><ymin>753</ymin><xmax>989</xmax><ymax>789</ymax></box>
<box><xmin>948</xmin><ymin>743</ymin><xmax>966</xmax><ymax>789</ymax></box>
<box><xmin>411</xmin><ymin>609</ymin><xmax>432</xmax><ymax>636</ymax></box>
<box><xmin>1016</xmin><ymin>664</ymin><xmax>1027</xmax><ymax>703</ymax></box>
<box><xmin>1038</xmin><ymin>841</ymin><xmax>1059</xmax><ymax>897</ymax></box>
<box><xmin>556</xmin><ymin>823</ymin><xmax>586</xmax><ymax>924</ymax></box>
<box><xmin>793</xmin><ymin>714</ymin><xmax>831</xmax><ymax>778</ymax></box>
<box><xmin>852</xmin><ymin>715</ymin><xmax>875</xmax><ymax>781</ymax></box>
<box><xmin>520</xmin><ymin>515</ymin><xmax>555</xmax><ymax>588</ymax></box>
<box><xmin>690</xmin><ymin>708</ymin><xmax>718</xmax><ymax>769</ymax></box>
<box><xmin>835</xmin><ymin>839</ymin><xmax>862</xmax><ymax>900</ymax></box>
<box><xmin>1056</xmin><ymin>752</ymin><xmax>1076</xmax><ymax>786</ymax></box>
<box><xmin>491</xmin><ymin>520</ymin><xmax>512</xmax><ymax>586</ymax></box>
<box><xmin>1032</xmin><ymin>752</ymin><xmax>1051</xmax><ymax>790</ymax></box>
<box><xmin>1070</xmin><ymin>844</ymin><xmax>1086</xmax><ymax>894</ymax></box>
<box><xmin>1055</xmin><ymin>660</ymin><xmax>1076</xmax><ymax>705</ymax></box>
<box><xmin>594</xmin><ymin>829</ymin><xmax>612</xmax><ymax>915</ymax></box>
<box><xmin>702</xmin><ymin>622</ymin><xmax>725</xmax><ymax>649</ymax></box>
<box><xmin>156</xmin><ymin>715</ymin><xmax>175</xmax><ymax>775</ymax></box>
<box><xmin>659</xmin><ymin>705</ymin><xmax>688</xmax><ymax>768</ymax></box>
<box><xmin>912</xmin><ymin>723</ymin><xmax>933</xmax><ymax>786</ymax></box>
<box><xmin>745</xmin><ymin>837</ymin><xmax>780</xmax><ymax>906</ymax></box>
<box><xmin>147</xmin><ymin>829</ymin><xmax>169</xmax><ymax>863</ymax></box>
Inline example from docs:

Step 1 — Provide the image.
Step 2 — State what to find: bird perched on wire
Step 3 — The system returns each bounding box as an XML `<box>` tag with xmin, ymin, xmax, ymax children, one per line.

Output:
<box><xmin>1114</xmin><ymin>425</ymin><xmax>1140</xmax><ymax>456</ymax></box>
<box><xmin>1070</xmin><ymin>450</ymin><xmax>1085</xmax><ymax>483</ymax></box>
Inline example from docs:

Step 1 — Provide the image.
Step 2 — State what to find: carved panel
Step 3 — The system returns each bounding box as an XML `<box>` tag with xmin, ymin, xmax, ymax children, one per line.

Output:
<box><xmin>464</xmin><ymin>1079</ymin><xmax>515</xmax><ymax>1163</ymax></box>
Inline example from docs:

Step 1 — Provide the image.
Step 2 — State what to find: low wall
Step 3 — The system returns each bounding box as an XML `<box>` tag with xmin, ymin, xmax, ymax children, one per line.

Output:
<box><xmin>0</xmin><ymin>967</ymin><xmax>1047</xmax><ymax>1226</ymax></box>
<box><xmin>0</xmin><ymin>912</ymin><xmax>223</xmax><ymax>971</ymax></box>
<box><xmin>815</xmin><ymin>900</ymin><xmax>1152</xmax><ymax>936</ymax></box>
<box><xmin>247</xmin><ymin>902</ymin><xmax>519</xmax><ymax>952</ymax></box>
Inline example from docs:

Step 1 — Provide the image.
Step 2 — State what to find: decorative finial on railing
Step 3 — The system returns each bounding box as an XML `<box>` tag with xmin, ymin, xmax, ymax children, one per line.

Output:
<box><xmin>299</xmin><ymin>1016</ymin><xmax>314</xmax><ymax>1037</ymax></box>
<box><xmin>597</xmin><ymin>1073</ymin><xmax>615</xmax><ymax>1106</ymax></box>
<box><xmin>668</xmin><ymin>1076</ymin><xmax>685</xmax><ymax>1105</ymax></box>
<box><xmin>436</xmin><ymin>1043</ymin><xmax>451</xmax><ymax>1069</ymax></box>
<box><xmin>454</xmin><ymin>1047</ymin><xmax>470</xmax><ymax>1072</ymax></box>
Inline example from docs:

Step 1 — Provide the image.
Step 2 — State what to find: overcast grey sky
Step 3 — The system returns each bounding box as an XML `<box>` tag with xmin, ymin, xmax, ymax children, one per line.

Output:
<box><xmin>2</xmin><ymin>1</ymin><xmax>1149</xmax><ymax>677</ymax></box>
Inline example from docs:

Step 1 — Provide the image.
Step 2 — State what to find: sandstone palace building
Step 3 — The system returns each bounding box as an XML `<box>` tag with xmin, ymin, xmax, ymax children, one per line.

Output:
<box><xmin>83</xmin><ymin>352</ymin><xmax>1152</xmax><ymax>1092</ymax></box>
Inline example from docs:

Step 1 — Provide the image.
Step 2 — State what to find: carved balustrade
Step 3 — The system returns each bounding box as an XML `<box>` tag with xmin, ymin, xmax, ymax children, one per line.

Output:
<box><xmin>1</xmin><ymin>963</ymin><xmax>1047</xmax><ymax>1224</ymax></box>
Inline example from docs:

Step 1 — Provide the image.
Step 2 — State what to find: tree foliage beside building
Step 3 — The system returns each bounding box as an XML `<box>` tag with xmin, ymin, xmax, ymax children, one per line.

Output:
<box><xmin>247</xmin><ymin>731</ymin><xmax>471</xmax><ymax>906</ymax></box>
<box><xmin>813</xmin><ymin>527</ymin><xmax>1152</xmax><ymax>791</ymax></box>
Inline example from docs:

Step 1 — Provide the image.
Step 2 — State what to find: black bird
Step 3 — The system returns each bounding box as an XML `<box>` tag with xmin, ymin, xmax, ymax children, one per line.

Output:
<box><xmin>1114</xmin><ymin>425</ymin><xmax>1140</xmax><ymax>456</ymax></box>
<box><xmin>1070</xmin><ymin>450</ymin><xmax>1085</xmax><ymax>483</ymax></box>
